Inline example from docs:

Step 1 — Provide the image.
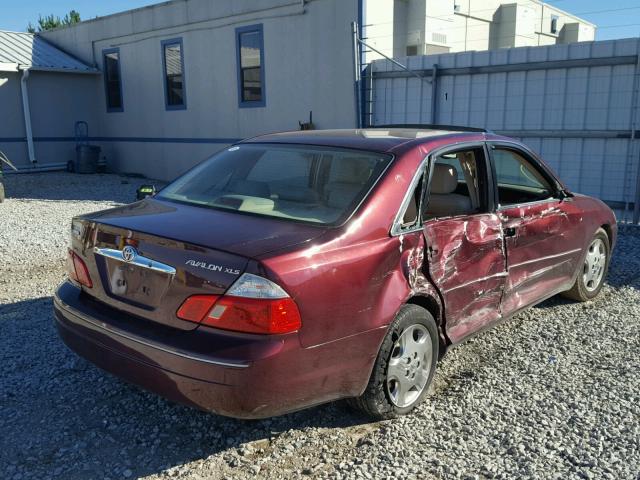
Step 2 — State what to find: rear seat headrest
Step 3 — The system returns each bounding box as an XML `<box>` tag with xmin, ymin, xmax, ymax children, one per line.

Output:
<box><xmin>431</xmin><ymin>164</ymin><xmax>459</xmax><ymax>194</ymax></box>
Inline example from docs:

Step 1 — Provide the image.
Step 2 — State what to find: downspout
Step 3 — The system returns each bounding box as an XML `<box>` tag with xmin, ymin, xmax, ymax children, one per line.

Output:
<box><xmin>351</xmin><ymin>21</ymin><xmax>362</xmax><ymax>128</ymax></box>
<box><xmin>20</xmin><ymin>68</ymin><xmax>36</xmax><ymax>164</ymax></box>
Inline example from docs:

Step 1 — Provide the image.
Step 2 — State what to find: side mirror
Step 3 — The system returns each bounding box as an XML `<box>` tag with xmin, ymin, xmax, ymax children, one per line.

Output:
<box><xmin>136</xmin><ymin>184</ymin><xmax>156</xmax><ymax>200</ymax></box>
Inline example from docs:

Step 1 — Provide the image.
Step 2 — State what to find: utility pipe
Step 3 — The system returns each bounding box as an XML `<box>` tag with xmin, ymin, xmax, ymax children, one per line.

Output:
<box><xmin>4</xmin><ymin>163</ymin><xmax>67</xmax><ymax>174</ymax></box>
<box><xmin>430</xmin><ymin>64</ymin><xmax>438</xmax><ymax>124</ymax></box>
<box><xmin>351</xmin><ymin>21</ymin><xmax>362</xmax><ymax>128</ymax></box>
<box><xmin>20</xmin><ymin>68</ymin><xmax>36</xmax><ymax>164</ymax></box>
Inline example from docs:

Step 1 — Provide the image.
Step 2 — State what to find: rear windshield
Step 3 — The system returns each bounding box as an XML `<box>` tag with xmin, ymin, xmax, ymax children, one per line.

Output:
<box><xmin>157</xmin><ymin>144</ymin><xmax>392</xmax><ymax>225</ymax></box>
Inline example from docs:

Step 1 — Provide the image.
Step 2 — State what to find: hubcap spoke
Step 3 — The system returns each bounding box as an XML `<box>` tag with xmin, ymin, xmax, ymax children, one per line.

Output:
<box><xmin>393</xmin><ymin>375</ymin><xmax>412</xmax><ymax>406</ymax></box>
<box><xmin>387</xmin><ymin>358</ymin><xmax>407</xmax><ymax>381</ymax></box>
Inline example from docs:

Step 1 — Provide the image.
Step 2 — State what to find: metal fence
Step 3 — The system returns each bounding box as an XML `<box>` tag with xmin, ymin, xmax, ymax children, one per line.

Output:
<box><xmin>360</xmin><ymin>37</ymin><xmax>640</xmax><ymax>223</ymax></box>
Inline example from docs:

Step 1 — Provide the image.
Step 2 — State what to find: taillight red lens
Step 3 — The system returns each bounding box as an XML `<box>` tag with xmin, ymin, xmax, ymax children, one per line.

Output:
<box><xmin>204</xmin><ymin>296</ymin><xmax>302</xmax><ymax>334</ymax></box>
<box><xmin>176</xmin><ymin>295</ymin><xmax>219</xmax><ymax>323</ymax></box>
<box><xmin>176</xmin><ymin>295</ymin><xmax>302</xmax><ymax>334</ymax></box>
<box><xmin>67</xmin><ymin>249</ymin><xmax>93</xmax><ymax>288</ymax></box>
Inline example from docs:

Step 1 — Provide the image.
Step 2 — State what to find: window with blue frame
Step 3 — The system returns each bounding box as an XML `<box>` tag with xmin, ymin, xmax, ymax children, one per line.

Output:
<box><xmin>162</xmin><ymin>38</ymin><xmax>186</xmax><ymax>109</ymax></box>
<box><xmin>236</xmin><ymin>24</ymin><xmax>265</xmax><ymax>107</ymax></box>
<box><xmin>103</xmin><ymin>48</ymin><xmax>123</xmax><ymax>112</ymax></box>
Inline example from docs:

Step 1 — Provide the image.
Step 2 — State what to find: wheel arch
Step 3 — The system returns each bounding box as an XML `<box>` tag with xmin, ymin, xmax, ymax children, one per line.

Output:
<box><xmin>600</xmin><ymin>223</ymin><xmax>612</xmax><ymax>247</ymax></box>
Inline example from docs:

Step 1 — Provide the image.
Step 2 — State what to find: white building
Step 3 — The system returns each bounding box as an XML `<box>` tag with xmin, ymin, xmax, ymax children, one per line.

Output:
<box><xmin>1</xmin><ymin>0</ymin><xmax>360</xmax><ymax>180</ymax></box>
<box><xmin>364</xmin><ymin>0</ymin><xmax>596</xmax><ymax>61</ymax></box>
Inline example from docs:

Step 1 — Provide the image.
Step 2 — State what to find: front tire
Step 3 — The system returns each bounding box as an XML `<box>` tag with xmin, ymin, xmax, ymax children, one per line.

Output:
<box><xmin>349</xmin><ymin>304</ymin><xmax>439</xmax><ymax>419</ymax></box>
<box><xmin>562</xmin><ymin>228</ymin><xmax>610</xmax><ymax>302</ymax></box>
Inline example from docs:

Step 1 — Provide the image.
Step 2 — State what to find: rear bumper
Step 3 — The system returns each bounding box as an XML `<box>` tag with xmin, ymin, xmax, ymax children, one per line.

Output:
<box><xmin>53</xmin><ymin>282</ymin><xmax>384</xmax><ymax>418</ymax></box>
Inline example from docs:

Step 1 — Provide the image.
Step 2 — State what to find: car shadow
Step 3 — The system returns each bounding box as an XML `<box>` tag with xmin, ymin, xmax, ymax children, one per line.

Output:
<box><xmin>1</xmin><ymin>172</ymin><xmax>164</xmax><ymax>203</ymax></box>
<box><xmin>0</xmin><ymin>296</ymin><xmax>374</xmax><ymax>480</ymax></box>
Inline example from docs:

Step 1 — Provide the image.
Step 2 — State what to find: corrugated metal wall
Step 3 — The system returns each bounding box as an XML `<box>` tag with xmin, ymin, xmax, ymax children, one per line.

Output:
<box><xmin>367</xmin><ymin>38</ymin><xmax>640</xmax><ymax>223</ymax></box>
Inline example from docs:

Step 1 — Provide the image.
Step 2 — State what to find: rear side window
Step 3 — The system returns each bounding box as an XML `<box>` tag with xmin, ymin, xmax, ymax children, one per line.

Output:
<box><xmin>424</xmin><ymin>148</ymin><xmax>487</xmax><ymax>219</ymax></box>
<box><xmin>158</xmin><ymin>144</ymin><xmax>392</xmax><ymax>225</ymax></box>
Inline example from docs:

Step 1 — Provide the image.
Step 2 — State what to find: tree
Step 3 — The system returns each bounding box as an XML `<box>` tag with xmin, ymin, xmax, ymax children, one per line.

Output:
<box><xmin>27</xmin><ymin>10</ymin><xmax>81</xmax><ymax>33</ymax></box>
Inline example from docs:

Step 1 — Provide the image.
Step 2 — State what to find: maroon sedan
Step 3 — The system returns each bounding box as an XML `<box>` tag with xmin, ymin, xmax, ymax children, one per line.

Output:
<box><xmin>54</xmin><ymin>127</ymin><xmax>616</xmax><ymax>419</ymax></box>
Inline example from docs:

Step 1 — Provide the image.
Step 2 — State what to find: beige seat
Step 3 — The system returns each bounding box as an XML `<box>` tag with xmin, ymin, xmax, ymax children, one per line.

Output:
<box><xmin>426</xmin><ymin>163</ymin><xmax>473</xmax><ymax>217</ymax></box>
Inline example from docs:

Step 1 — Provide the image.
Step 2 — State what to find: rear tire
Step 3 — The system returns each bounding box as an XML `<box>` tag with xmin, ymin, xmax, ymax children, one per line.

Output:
<box><xmin>562</xmin><ymin>228</ymin><xmax>610</xmax><ymax>302</ymax></box>
<box><xmin>348</xmin><ymin>304</ymin><xmax>438</xmax><ymax>419</ymax></box>
<box><xmin>0</xmin><ymin>181</ymin><xmax>5</xmax><ymax>203</ymax></box>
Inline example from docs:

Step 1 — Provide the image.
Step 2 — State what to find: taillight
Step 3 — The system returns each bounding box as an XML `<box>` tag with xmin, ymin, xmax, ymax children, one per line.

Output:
<box><xmin>202</xmin><ymin>296</ymin><xmax>301</xmax><ymax>334</ymax></box>
<box><xmin>176</xmin><ymin>273</ymin><xmax>301</xmax><ymax>334</ymax></box>
<box><xmin>67</xmin><ymin>249</ymin><xmax>93</xmax><ymax>288</ymax></box>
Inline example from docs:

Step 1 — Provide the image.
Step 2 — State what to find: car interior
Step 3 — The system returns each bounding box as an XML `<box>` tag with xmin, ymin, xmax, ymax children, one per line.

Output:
<box><xmin>402</xmin><ymin>148</ymin><xmax>485</xmax><ymax>227</ymax></box>
<box><xmin>161</xmin><ymin>146</ymin><xmax>390</xmax><ymax>224</ymax></box>
<box><xmin>400</xmin><ymin>146</ymin><xmax>558</xmax><ymax>227</ymax></box>
<box><xmin>492</xmin><ymin>148</ymin><xmax>555</xmax><ymax>206</ymax></box>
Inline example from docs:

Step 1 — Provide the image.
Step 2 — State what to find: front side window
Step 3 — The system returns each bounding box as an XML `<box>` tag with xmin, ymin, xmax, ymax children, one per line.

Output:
<box><xmin>158</xmin><ymin>144</ymin><xmax>392</xmax><ymax>225</ymax></box>
<box><xmin>236</xmin><ymin>24</ymin><xmax>265</xmax><ymax>107</ymax></box>
<box><xmin>162</xmin><ymin>39</ymin><xmax>186</xmax><ymax>109</ymax></box>
<box><xmin>492</xmin><ymin>148</ymin><xmax>554</xmax><ymax>206</ymax></box>
<box><xmin>103</xmin><ymin>49</ymin><xmax>123</xmax><ymax>112</ymax></box>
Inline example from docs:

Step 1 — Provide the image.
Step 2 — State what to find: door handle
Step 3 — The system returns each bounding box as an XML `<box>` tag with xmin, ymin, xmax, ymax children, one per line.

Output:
<box><xmin>504</xmin><ymin>226</ymin><xmax>516</xmax><ymax>238</ymax></box>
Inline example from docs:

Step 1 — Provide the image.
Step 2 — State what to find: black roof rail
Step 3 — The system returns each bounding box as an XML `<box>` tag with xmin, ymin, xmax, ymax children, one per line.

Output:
<box><xmin>373</xmin><ymin>124</ymin><xmax>489</xmax><ymax>133</ymax></box>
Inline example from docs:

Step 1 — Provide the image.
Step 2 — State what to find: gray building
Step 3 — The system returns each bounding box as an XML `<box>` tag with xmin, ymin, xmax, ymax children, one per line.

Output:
<box><xmin>1</xmin><ymin>0</ymin><xmax>360</xmax><ymax>180</ymax></box>
<box><xmin>0</xmin><ymin>31</ymin><xmax>98</xmax><ymax>171</ymax></box>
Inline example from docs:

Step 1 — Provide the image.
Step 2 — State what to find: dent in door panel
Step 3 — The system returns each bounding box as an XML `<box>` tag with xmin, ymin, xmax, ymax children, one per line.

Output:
<box><xmin>500</xmin><ymin>201</ymin><xmax>583</xmax><ymax>315</ymax></box>
<box><xmin>423</xmin><ymin>214</ymin><xmax>507</xmax><ymax>343</ymax></box>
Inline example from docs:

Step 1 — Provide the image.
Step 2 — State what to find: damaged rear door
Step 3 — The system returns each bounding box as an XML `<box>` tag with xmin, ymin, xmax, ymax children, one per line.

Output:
<box><xmin>421</xmin><ymin>144</ymin><xmax>507</xmax><ymax>343</ymax></box>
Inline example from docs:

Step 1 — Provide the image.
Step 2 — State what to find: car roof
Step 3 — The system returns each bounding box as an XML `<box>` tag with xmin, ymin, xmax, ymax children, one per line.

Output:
<box><xmin>241</xmin><ymin>128</ymin><xmax>497</xmax><ymax>154</ymax></box>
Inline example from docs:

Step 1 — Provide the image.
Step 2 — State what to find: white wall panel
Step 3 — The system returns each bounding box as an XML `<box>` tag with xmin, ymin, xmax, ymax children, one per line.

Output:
<box><xmin>370</xmin><ymin>38</ymin><xmax>640</xmax><ymax>217</ymax></box>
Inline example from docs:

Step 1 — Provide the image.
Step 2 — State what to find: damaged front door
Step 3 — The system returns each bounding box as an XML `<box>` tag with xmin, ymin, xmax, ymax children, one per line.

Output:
<box><xmin>489</xmin><ymin>144</ymin><xmax>582</xmax><ymax>316</ymax></box>
<box><xmin>421</xmin><ymin>145</ymin><xmax>507</xmax><ymax>343</ymax></box>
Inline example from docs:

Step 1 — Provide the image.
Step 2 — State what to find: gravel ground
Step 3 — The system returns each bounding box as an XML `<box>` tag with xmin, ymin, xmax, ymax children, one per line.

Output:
<box><xmin>0</xmin><ymin>172</ymin><xmax>638</xmax><ymax>480</ymax></box>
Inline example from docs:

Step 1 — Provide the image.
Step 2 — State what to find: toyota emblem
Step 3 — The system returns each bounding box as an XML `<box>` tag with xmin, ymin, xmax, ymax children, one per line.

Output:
<box><xmin>122</xmin><ymin>245</ymin><xmax>138</xmax><ymax>263</ymax></box>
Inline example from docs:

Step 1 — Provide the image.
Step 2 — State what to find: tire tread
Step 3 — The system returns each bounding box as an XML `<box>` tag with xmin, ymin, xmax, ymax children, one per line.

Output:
<box><xmin>348</xmin><ymin>304</ymin><xmax>438</xmax><ymax>420</ymax></box>
<box><xmin>562</xmin><ymin>228</ymin><xmax>610</xmax><ymax>302</ymax></box>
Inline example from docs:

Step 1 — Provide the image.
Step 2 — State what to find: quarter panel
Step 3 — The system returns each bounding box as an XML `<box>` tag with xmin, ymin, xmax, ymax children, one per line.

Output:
<box><xmin>260</xmin><ymin>147</ymin><xmax>433</xmax><ymax>349</ymax></box>
<box><xmin>264</xmin><ymin>233</ymin><xmax>421</xmax><ymax>348</ymax></box>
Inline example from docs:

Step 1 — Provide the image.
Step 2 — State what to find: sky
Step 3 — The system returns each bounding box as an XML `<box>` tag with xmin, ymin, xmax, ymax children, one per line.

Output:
<box><xmin>1</xmin><ymin>0</ymin><xmax>640</xmax><ymax>41</ymax></box>
<box><xmin>2</xmin><ymin>0</ymin><xmax>158</xmax><ymax>32</ymax></box>
<box><xmin>546</xmin><ymin>0</ymin><xmax>640</xmax><ymax>40</ymax></box>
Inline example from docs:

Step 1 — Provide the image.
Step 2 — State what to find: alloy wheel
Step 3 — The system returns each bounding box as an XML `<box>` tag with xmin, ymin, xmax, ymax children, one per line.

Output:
<box><xmin>583</xmin><ymin>238</ymin><xmax>607</xmax><ymax>292</ymax></box>
<box><xmin>386</xmin><ymin>324</ymin><xmax>432</xmax><ymax>408</ymax></box>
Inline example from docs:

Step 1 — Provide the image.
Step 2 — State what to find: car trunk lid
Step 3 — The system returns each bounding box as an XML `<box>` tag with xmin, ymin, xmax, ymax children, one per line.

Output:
<box><xmin>84</xmin><ymin>198</ymin><xmax>325</xmax><ymax>258</ymax></box>
<box><xmin>73</xmin><ymin>198</ymin><xmax>325</xmax><ymax>330</ymax></box>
